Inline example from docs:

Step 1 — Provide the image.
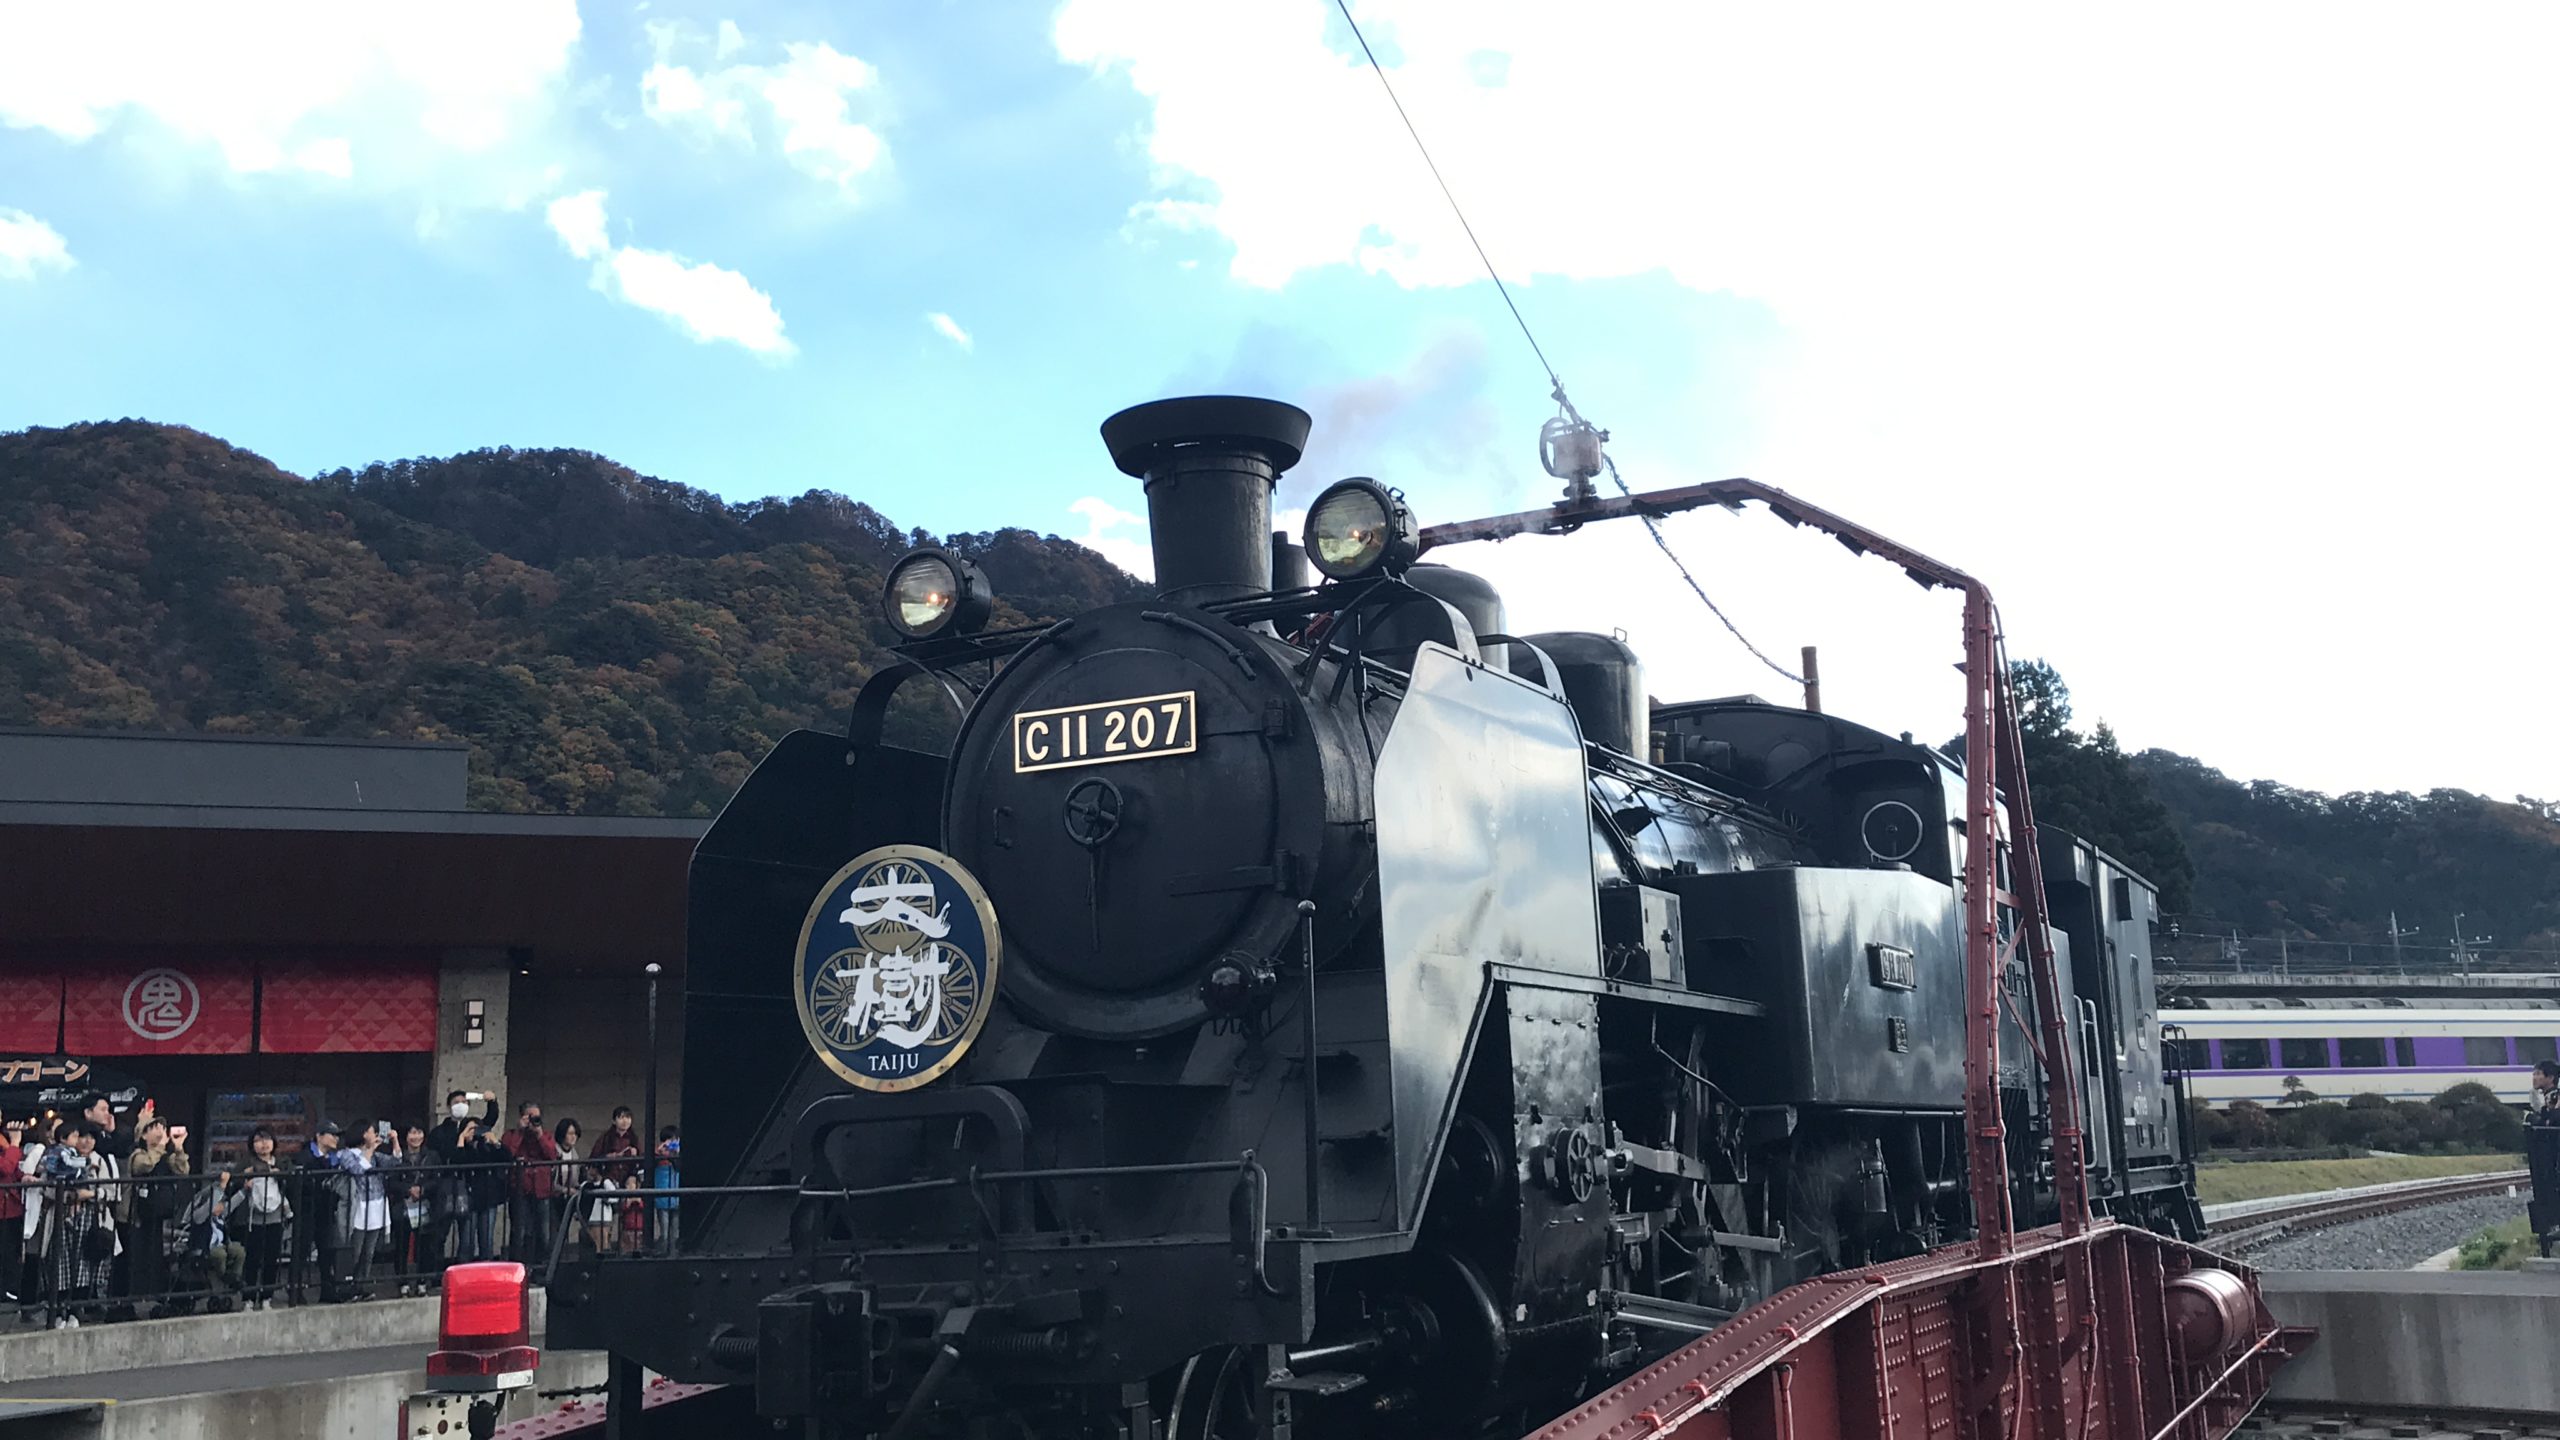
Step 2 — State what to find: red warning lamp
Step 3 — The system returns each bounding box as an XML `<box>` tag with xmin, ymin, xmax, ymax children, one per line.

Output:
<box><xmin>425</xmin><ymin>1262</ymin><xmax>539</xmax><ymax>1392</ymax></box>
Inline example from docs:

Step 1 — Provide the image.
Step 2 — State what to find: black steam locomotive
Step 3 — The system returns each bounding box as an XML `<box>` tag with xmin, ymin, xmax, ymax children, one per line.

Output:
<box><xmin>546</xmin><ymin>396</ymin><xmax>2201</xmax><ymax>1439</ymax></box>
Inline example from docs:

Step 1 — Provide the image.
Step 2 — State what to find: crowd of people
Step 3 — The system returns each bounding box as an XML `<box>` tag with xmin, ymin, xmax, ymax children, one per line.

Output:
<box><xmin>0</xmin><ymin>1090</ymin><xmax>681</xmax><ymax>1330</ymax></box>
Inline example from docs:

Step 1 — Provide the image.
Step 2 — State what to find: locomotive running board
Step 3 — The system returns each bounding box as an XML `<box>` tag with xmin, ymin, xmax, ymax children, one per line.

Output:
<box><xmin>1518</xmin><ymin>1221</ymin><xmax>2308</xmax><ymax>1440</ymax></box>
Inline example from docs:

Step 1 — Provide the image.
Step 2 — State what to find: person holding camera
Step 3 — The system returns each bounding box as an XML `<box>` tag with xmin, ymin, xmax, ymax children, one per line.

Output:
<box><xmin>500</xmin><ymin>1100</ymin><xmax>559</xmax><ymax>1266</ymax></box>
<box><xmin>427</xmin><ymin>1090</ymin><xmax>499</xmax><ymax>1163</ymax></box>
<box><xmin>126</xmin><ymin>1116</ymin><xmax>192</xmax><ymax>1310</ymax></box>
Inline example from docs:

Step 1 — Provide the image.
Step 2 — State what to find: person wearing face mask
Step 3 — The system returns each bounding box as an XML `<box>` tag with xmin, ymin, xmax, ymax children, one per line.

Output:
<box><xmin>427</xmin><ymin>1090</ymin><xmax>499</xmax><ymax>1165</ymax></box>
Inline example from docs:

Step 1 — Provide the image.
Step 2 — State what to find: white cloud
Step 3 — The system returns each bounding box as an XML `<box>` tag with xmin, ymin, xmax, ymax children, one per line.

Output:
<box><xmin>545</xmin><ymin>190</ymin><xmax>794</xmax><ymax>358</ymax></box>
<box><xmin>641</xmin><ymin>22</ymin><xmax>888</xmax><ymax>195</ymax></box>
<box><xmin>1070</xmin><ymin>496</ymin><xmax>1154</xmax><ymax>580</ymax></box>
<box><xmin>0</xmin><ymin>3</ymin><xmax>581</xmax><ymax>207</ymax></box>
<box><xmin>0</xmin><ymin>208</ymin><xmax>73</xmax><ymax>280</ymax></box>
<box><xmin>601</xmin><ymin>247</ymin><xmax>793</xmax><ymax>356</ymax></box>
<box><xmin>292</xmin><ymin>137</ymin><xmax>354</xmax><ymax>179</ymax></box>
<box><xmin>925</xmin><ymin>312</ymin><xmax>973</xmax><ymax>350</ymax></box>
<box><xmin>545</xmin><ymin>189</ymin><xmax>611</xmax><ymax>261</ymax></box>
<box><xmin>1058</xmin><ymin>1</ymin><xmax>2560</xmax><ymax>798</ymax></box>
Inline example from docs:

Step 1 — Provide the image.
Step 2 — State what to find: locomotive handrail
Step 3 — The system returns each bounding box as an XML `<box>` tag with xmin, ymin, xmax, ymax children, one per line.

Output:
<box><xmin>1424</xmin><ymin>473</ymin><xmax>2099</xmax><ymax>1258</ymax></box>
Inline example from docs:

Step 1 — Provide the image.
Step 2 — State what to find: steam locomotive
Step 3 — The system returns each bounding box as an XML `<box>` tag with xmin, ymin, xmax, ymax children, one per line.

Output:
<box><xmin>545</xmin><ymin>396</ymin><xmax>2202</xmax><ymax>1439</ymax></box>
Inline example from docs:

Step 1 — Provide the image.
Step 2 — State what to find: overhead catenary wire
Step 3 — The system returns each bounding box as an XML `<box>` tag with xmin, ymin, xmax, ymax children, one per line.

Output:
<box><xmin>1329</xmin><ymin>0</ymin><xmax>1804</xmax><ymax>688</ymax></box>
<box><xmin>1601</xmin><ymin>453</ymin><xmax>1807</xmax><ymax>685</ymax></box>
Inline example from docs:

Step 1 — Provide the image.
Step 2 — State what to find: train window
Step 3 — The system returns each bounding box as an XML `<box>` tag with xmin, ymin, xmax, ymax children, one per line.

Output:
<box><xmin>2517</xmin><ymin>1037</ymin><xmax>2559</xmax><ymax>1065</ymax></box>
<box><xmin>2391</xmin><ymin>1038</ymin><xmax>2417</xmax><ymax>1067</ymax></box>
<box><xmin>2278</xmin><ymin>1038</ymin><xmax>2330</xmax><ymax>1071</ymax></box>
<box><xmin>2336</xmin><ymin>1037</ymin><xmax>2385</xmax><ymax>1068</ymax></box>
<box><xmin>2464</xmin><ymin>1036</ymin><xmax>2511</xmax><ymax>1066</ymax></box>
<box><xmin>2220</xmin><ymin>1038</ymin><xmax>2270</xmax><ymax>1070</ymax></box>
<box><xmin>2164</xmin><ymin>1039</ymin><xmax>2198</xmax><ymax>1073</ymax></box>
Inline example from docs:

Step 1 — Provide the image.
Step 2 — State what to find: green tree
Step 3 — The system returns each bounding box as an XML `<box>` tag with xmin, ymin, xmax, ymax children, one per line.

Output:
<box><xmin>1957</xmin><ymin>660</ymin><xmax>2197</xmax><ymax>910</ymax></box>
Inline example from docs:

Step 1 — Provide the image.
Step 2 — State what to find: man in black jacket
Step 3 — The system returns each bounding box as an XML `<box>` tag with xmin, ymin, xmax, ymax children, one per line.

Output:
<box><xmin>2529</xmin><ymin>1061</ymin><xmax>2560</xmax><ymax>1257</ymax></box>
<box><xmin>427</xmin><ymin>1091</ymin><xmax>499</xmax><ymax>1162</ymax></box>
<box><xmin>295</xmin><ymin>1122</ymin><xmax>346</xmax><ymax>1302</ymax></box>
<box><xmin>77</xmin><ymin>1093</ymin><xmax>136</xmax><ymax>1165</ymax></box>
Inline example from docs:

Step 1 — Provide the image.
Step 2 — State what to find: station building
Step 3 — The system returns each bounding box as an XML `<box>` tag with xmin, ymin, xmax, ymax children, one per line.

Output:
<box><xmin>0</xmin><ymin>727</ymin><xmax>703</xmax><ymax>1162</ymax></box>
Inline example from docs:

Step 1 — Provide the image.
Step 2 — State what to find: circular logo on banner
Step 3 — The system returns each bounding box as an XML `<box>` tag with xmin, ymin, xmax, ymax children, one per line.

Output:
<box><xmin>122</xmin><ymin>968</ymin><xmax>201</xmax><ymax>1042</ymax></box>
<box><xmin>795</xmin><ymin>845</ymin><xmax>1001</xmax><ymax>1093</ymax></box>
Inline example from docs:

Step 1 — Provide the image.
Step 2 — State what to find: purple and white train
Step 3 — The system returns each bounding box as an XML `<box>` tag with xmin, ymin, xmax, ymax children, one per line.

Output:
<box><xmin>2164</xmin><ymin>997</ymin><xmax>2560</xmax><ymax>1107</ymax></box>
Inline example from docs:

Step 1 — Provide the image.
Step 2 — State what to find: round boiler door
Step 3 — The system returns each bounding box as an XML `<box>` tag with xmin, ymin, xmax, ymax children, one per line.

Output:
<box><xmin>951</xmin><ymin>644</ymin><xmax>1279</xmax><ymax>996</ymax></box>
<box><xmin>1860</xmin><ymin>800</ymin><xmax>1925</xmax><ymax>864</ymax></box>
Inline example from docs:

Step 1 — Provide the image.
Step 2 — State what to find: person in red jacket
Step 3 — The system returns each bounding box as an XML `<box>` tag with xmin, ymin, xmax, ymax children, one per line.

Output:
<box><xmin>0</xmin><ymin>1116</ymin><xmax>23</xmax><ymax>1301</ymax></box>
<box><xmin>498</xmin><ymin>1100</ymin><xmax>558</xmax><ymax>1266</ymax></box>
<box><xmin>587</xmin><ymin>1107</ymin><xmax>645</xmax><ymax>1256</ymax></box>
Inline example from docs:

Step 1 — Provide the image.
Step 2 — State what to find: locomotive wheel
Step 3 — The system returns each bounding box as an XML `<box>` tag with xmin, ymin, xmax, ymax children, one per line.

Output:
<box><xmin>1167</xmin><ymin>1348</ymin><xmax>1263</xmax><ymax>1440</ymax></box>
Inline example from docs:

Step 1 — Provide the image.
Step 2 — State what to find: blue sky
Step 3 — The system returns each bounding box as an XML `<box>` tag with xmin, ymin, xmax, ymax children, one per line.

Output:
<box><xmin>4</xmin><ymin>3</ymin><xmax>2557</xmax><ymax>799</ymax></box>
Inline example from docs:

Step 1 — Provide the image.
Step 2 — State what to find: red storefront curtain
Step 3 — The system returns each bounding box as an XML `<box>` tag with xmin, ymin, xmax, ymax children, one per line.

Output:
<box><xmin>0</xmin><ymin>968</ymin><xmax>64</xmax><ymax>1052</ymax></box>
<box><xmin>61</xmin><ymin>958</ymin><xmax>256</xmax><ymax>1055</ymax></box>
<box><xmin>258</xmin><ymin>956</ymin><xmax>438</xmax><ymax>1053</ymax></box>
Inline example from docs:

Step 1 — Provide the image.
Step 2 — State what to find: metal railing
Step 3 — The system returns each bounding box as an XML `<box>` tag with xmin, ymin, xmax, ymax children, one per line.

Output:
<box><xmin>3</xmin><ymin>1154</ymin><xmax>683</xmax><ymax>1327</ymax></box>
<box><xmin>2156</xmin><ymin>930</ymin><xmax>2560</xmax><ymax>978</ymax></box>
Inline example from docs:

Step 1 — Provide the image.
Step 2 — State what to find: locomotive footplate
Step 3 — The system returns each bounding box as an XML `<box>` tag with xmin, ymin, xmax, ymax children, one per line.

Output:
<box><xmin>548</xmin><ymin>1231</ymin><xmax>1321</xmax><ymax>1421</ymax></box>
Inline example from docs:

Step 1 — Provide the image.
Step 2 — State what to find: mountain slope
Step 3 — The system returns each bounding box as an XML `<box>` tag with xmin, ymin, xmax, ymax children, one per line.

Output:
<box><xmin>0</xmin><ymin>420</ymin><xmax>1141</xmax><ymax>815</ymax></box>
<box><xmin>2134</xmin><ymin>750</ymin><xmax>2560</xmax><ymax>950</ymax></box>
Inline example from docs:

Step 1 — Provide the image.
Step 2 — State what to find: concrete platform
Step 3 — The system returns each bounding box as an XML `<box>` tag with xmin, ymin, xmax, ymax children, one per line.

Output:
<box><xmin>2261</xmin><ymin>1269</ymin><xmax>2560</xmax><ymax>1417</ymax></box>
<box><xmin>0</xmin><ymin>1348</ymin><xmax>609</xmax><ymax>1439</ymax></box>
<box><xmin>0</xmin><ymin>1291</ymin><xmax>589</xmax><ymax>1439</ymax></box>
<box><xmin>1</xmin><ymin>1291</ymin><xmax>547</xmax><ymax>1384</ymax></box>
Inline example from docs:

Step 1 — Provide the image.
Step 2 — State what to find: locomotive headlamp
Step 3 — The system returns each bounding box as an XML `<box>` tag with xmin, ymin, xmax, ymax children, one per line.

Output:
<box><xmin>1303</xmin><ymin>478</ymin><xmax>1419</xmax><ymax>580</ymax></box>
<box><xmin>883</xmin><ymin>548</ymin><xmax>994</xmax><ymax>640</ymax></box>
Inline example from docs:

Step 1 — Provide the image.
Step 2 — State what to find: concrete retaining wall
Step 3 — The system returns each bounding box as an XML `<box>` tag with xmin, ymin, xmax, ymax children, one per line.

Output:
<box><xmin>2</xmin><ymin>1292</ymin><xmax>550</xmax><ymax>1384</ymax></box>
<box><xmin>2262</xmin><ymin>1268</ymin><xmax>2560</xmax><ymax>1416</ymax></box>
<box><xmin>3</xmin><ymin>1352</ymin><xmax>607</xmax><ymax>1440</ymax></box>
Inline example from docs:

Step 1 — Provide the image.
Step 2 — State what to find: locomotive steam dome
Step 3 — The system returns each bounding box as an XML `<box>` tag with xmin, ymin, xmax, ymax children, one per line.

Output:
<box><xmin>940</xmin><ymin>398</ymin><xmax>1387</xmax><ymax>1039</ymax></box>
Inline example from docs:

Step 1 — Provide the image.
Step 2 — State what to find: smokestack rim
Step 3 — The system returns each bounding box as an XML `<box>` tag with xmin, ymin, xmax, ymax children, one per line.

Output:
<box><xmin>1100</xmin><ymin>395</ymin><xmax>1312</xmax><ymax>480</ymax></box>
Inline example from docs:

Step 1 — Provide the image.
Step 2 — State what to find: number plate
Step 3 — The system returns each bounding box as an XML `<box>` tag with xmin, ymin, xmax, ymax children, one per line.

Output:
<box><xmin>1013</xmin><ymin>691</ymin><xmax>1198</xmax><ymax>773</ymax></box>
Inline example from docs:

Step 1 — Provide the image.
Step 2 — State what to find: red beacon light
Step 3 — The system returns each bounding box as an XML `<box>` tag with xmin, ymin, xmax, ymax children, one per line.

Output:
<box><xmin>426</xmin><ymin>1262</ymin><xmax>539</xmax><ymax>1392</ymax></box>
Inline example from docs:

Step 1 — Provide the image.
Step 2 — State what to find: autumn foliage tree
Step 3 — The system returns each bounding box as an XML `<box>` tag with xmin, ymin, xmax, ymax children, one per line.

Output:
<box><xmin>0</xmin><ymin>420</ymin><xmax>1142</xmax><ymax>815</ymax></box>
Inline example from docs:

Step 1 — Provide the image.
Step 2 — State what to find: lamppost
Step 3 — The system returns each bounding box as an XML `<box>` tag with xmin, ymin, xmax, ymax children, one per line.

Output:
<box><xmin>2453</xmin><ymin>916</ymin><xmax>2492</xmax><ymax>977</ymax></box>
<box><xmin>2388</xmin><ymin>911</ymin><xmax>2420</xmax><ymax>973</ymax></box>
<box><xmin>643</xmin><ymin>963</ymin><xmax>661</xmax><ymax>1173</ymax></box>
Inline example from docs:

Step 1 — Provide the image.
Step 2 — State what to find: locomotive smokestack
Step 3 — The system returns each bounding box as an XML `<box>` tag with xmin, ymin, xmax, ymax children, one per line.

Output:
<box><xmin>1101</xmin><ymin>396</ymin><xmax>1312</xmax><ymax>605</ymax></box>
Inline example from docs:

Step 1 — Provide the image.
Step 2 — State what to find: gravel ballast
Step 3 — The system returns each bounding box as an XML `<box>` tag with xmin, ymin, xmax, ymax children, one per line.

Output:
<box><xmin>2242</xmin><ymin>1192</ymin><xmax>2531</xmax><ymax>1270</ymax></box>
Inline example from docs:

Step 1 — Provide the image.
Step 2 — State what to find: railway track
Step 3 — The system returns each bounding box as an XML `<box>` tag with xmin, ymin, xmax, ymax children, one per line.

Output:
<box><xmin>2210</xmin><ymin>1170</ymin><xmax>2529</xmax><ymax>1255</ymax></box>
<box><xmin>2241</xmin><ymin>1404</ymin><xmax>2560</xmax><ymax>1440</ymax></box>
